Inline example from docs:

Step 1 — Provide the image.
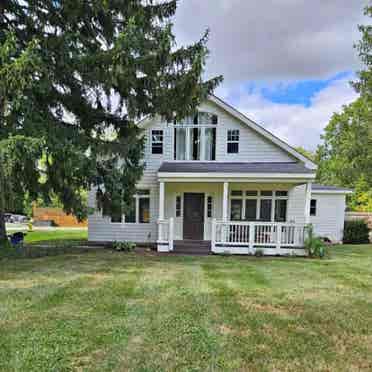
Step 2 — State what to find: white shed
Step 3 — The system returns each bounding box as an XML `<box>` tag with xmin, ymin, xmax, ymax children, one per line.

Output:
<box><xmin>310</xmin><ymin>184</ymin><xmax>353</xmax><ymax>243</ymax></box>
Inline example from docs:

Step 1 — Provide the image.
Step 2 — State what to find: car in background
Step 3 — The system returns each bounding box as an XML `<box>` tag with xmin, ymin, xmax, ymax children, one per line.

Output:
<box><xmin>4</xmin><ymin>214</ymin><xmax>28</xmax><ymax>223</ymax></box>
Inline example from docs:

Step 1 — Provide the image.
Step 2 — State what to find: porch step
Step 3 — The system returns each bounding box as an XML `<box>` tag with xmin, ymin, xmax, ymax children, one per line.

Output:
<box><xmin>173</xmin><ymin>240</ymin><xmax>211</xmax><ymax>255</ymax></box>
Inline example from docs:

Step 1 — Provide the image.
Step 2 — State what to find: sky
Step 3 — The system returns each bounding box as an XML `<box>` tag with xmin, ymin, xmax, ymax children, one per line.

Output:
<box><xmin>173</xmin><ymin>0</ymin><xmax>368</xmax><ymax>150</ymax></box>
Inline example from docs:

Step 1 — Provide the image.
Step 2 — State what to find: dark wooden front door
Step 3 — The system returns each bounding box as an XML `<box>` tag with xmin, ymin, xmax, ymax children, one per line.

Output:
<box><xmin>183</xmin><ymin>193</ymin><xmax>204</xmax><ymax>240</ymax></box>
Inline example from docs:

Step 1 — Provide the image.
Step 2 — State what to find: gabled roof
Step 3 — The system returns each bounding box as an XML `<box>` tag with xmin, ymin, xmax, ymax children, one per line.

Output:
<box><xmin>138</xmin><ymin>94</ymin><xmax>317</xmax><ymax>171</ymax></box>
<box><xmin>208</xmin><ymin>95</ymin><xmax>317</xmax><ymax>170</ymax></box>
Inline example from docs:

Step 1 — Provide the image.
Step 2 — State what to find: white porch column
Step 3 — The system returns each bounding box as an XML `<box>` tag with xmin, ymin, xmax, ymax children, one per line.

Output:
<box><xmin>159</xmin><ymin>181</ymin><xmax>165</xmax><ymax>220</ymax></box>
<box><xmin>304</xmin><ymin>182</ymin><xmax>312</xmax><ymax>224</ymax></box>
<box><xmin>222</xmin><ymin>182</ymin><xmax>229</xmax><ymax>222</ymax></box>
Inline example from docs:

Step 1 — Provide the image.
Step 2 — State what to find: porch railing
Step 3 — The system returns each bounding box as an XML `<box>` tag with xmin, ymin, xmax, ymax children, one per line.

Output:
<box><xmin>212</xmin><ymin>220</ymin><xmax>307</xmax><ymax>252</ymax></box>
<box><xmin>157</xmin><ymin>218</ymin><xmax>174</xmax><ymax>251</ymax></box>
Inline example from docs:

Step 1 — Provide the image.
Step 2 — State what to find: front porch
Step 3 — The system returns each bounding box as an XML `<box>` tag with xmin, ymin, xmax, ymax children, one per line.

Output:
<box><xmin>158</xmin><ymin>219</ymin><xmax>307</xmax><ymax>255</ymax></box>
<box><xmin>157</xmin><ymin>182</ymin><xmax>312</xmax><ymax>256</ymax></box>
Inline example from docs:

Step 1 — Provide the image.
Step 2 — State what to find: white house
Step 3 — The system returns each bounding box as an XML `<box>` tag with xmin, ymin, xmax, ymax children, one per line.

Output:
<box><xmin>88</xmin><ymin>95</ymin><xmax>352</xmax><ymax>255</ymax></box>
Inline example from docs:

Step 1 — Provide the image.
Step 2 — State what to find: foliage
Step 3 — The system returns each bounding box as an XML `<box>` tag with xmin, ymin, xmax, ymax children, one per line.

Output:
<box><xmin>113</xmin><ymin>241</ymin><xmax>136</xmax><ymax>252</ymax></box>
<box><xmin>0</xmin><ymin>1</ymin><xmax>222</xmax><ymax>242</ymax></box>
<box><xmin>348</xmin><ymin>176</ymin><xmax>372</xmax><ymax>212</ymax></box>
<box><xmin>316</xmin><ymin>6</ymin><xmax>372</xmax><ymax>212</ymax></box>
<box><xmin>295</xmin><ymin>146</ymin><xmax>316</xmax><ymax>163</ymax></box>
<box><xmin>343</xmin><ymin>220</ymin><xmax>370</xmax><ymax>244</ymax></box>
<box><xmin>304</xmin><ymin>225</ymin><xmax>327</xmax><ymax>258</ymax></box>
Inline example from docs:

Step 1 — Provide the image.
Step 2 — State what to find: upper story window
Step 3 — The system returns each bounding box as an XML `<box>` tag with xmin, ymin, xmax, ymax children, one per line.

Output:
<box><xmin>227</xmin><ymin>130</ymin><xmax>239</xmax><ymax>153</ymax></box>
<box><xmin>174</xmin><ymin>112</ymin><xmax>217</xmax><ymax>161</ymax></box>
<box><xmin>152</xmin><ymin>130</ymin><xmax>163</xmax><ymax>154</ymax></box>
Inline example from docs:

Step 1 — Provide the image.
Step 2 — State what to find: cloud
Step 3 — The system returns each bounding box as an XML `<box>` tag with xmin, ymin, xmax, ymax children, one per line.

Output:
<box><xmin>219</xmin><ymin>76</ymin><xmax>359</xmax><ymax>150</ymax></box>
<box><xmin>174</xmin><ymin>0</ymin><xmax>366</xmax><ymax>83</ymax></box>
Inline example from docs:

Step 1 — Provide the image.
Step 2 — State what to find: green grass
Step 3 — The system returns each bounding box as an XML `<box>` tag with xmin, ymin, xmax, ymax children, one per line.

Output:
<box><xmin>1</xmin><ymin>245</ymin><xmax>372</xmax><ymax>371</ymax></box>
<box><xmin>24</xmin><ymin>229</ymin><xmax>88</xmax><ymax>245</ymax></box>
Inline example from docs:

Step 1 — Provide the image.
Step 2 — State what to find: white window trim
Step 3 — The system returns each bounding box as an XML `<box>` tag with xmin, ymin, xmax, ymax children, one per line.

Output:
<box><xmin>229</xmin><ymin>190</ymin><xmax>288</xmax><ymax>222</ymax></box>
<box><xmin>151</xmin><ymin>130</ymin><xmax>163</xmax><ymax>154</ymax></box>
<box><xmin>227</xmin><ymin>129</ymin><xmax>240</xmax><ymax>153</ymax></box>
<box><xmin>110</xmin><ymin>191</ymin><xmax>151</xmax><ymax>225</ymax></box>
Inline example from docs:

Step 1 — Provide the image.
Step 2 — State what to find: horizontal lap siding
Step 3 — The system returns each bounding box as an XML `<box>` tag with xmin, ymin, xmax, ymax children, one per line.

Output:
<box><xmin>311</xmin><ymin>194</ymin><xmax>346</xmax><ymax>242</ymax></box>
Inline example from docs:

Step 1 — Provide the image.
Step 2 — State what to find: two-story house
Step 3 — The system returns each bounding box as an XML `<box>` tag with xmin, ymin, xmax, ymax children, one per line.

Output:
<box><xmin>88</xmin><ymin>95</ymin><xmax>352</xmax><ymax>255</ymax></box>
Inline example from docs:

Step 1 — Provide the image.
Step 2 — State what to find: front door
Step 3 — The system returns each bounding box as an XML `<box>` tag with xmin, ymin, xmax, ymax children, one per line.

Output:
<box><xmin>183</xmin><ymin>193</ymin><xmax>204</xmax><ymax>240</ymax></box>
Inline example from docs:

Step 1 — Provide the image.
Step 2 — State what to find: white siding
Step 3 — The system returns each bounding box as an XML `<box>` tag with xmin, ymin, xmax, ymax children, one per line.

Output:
<box><xmin>310</xmin><ymin>193</ymin><xmax>346</xmax><ymax>243</ymax></box>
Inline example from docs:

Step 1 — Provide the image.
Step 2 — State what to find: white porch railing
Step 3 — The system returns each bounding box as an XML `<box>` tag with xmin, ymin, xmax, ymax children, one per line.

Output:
<box><xmin>212</xmin><ymin>220</ymin><xmax>307</xmax><ymax>254</ymax></box>
<box><xmin>157</xmin><ymin>218</ymin><xmax>174</xmax><ymax>252</ymax></box>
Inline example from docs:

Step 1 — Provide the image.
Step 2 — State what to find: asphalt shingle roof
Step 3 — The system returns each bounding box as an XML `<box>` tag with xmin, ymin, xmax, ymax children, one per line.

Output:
<box><xmin>158</xmin><ymin>162</ymin><xmax>315</xmax><ymax>174</ymax></box>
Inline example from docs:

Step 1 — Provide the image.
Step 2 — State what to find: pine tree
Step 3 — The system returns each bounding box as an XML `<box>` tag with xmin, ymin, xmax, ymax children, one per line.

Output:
<box><xmin>0</xmin><ymin>1</ymin><xmax>222</xmax><ymax>243</ymax></box>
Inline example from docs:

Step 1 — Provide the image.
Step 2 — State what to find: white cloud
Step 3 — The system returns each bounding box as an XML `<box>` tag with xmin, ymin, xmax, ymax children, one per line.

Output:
<box><xmin>174</xmin><ymin>0</ymin><xmax>366</xmax><ymax>83</ymax></box>
<box><xmin>219</xmin><ymin>78</ymin><xmax>359</xmax><ymax>150</ymax></box>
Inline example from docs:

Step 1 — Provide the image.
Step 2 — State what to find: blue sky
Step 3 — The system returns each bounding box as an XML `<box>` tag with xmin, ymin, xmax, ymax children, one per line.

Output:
<box><xmin>259</xmin><ymin>71</ymin><xmax>353</xmax><ymax>107</ymax></box>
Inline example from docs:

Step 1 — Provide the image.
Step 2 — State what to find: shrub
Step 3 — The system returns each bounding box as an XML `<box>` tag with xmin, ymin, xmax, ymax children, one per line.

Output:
<box><xmin>113</xmin><ymin>241</ymin><xmax>136</xmax><ymax>252</ymax></box>
<box><xmin>304</xmin><ymin>225</ymin><xmax>327</xmax><ymax>258</ymax></box>
<box><xmin>343</xmin><ymin>220</ymin><xmax>370</xmax><ymax>244</ymax></box>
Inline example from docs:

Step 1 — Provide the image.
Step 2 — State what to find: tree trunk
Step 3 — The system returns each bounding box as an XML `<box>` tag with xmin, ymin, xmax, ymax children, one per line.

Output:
<box><xmin>0</xmin><ymin>162</ymin><xmax>6</xmax><ymax>245</ymax></box>
<box><xmin>0</xmin><ymin>95</ymin><xmax>7</xmax><ymax>245</ymax></box>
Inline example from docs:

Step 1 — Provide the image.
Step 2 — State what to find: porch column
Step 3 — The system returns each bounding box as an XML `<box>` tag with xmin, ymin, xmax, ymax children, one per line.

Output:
<box><xmin>222</xmin><ymin>182</ymin><xmax>229</xmax><ymax>222</ymax></box>
<box><xmin>159</xmin><ymin>181</ymin><xmax>165</xmax><ymax>220</ymax></box>
<box><xmin>304</xmin><ymin>182</ymin><xmax>312</xmax><ymax>224</ymax></box>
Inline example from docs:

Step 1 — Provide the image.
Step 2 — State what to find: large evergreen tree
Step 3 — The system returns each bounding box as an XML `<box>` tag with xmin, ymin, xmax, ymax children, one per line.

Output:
<box><xmin>0</xmin><ymin>1</ymin><xmax>222</xmax><ymax>243</ymax></box>
<box><xmin>316</xmin><ymin>5</ymin><xmax>372</xmax><ymax>211</ymax></box>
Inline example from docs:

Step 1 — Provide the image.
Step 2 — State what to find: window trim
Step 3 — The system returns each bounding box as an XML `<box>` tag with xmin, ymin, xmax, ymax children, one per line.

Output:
<box><xmin>110</xmin><ymin>190</ymin><xmax>151</xmax><ymax>225</ymax></box>
<box><xmin>227</xmin><ymin>129</ymin><xmax>240</xmax><ymax>154</ymax></box>
<box><xmin>229</xmin><ymin>190</ymin><xmax>288</xmax><ymax>222</ymax></box>
<box><xmin>175</xmin><ymin>195</ymin><xmax>182</xmax><ymax>218</ymax></box>
<box><xmin>151</xmin><ymin>130</ymin><xmax>163</xmax><ymax>155</ymax></box>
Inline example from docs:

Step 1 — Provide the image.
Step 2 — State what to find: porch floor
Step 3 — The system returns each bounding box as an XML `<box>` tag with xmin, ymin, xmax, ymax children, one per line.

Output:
<box><xmin>173</xmin><ymin>240</ymin><xmax>212</xmax><ymax>255</ymax></box>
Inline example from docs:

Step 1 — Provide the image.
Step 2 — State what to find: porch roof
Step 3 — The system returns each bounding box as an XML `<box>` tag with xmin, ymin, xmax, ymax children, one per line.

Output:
<box><xmin>159</xmin><ymin>162</ymin><xmax>314</xmax><ymax>174</ymax></box>
<box><xmin>158</xmin><ymin>162</ymin><xmax>316</xmax><ymax>182</ymax></box>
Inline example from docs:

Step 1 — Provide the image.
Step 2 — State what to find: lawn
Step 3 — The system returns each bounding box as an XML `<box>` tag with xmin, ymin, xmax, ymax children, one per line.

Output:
<box><xmin>24</xmin><ymin>229</ymin><xmax>88</xmax><ymax>244</ymax></box>
<box><xmin>1</xmin><ymin>245</ymin><xmax>372</xmax><ymax>371</ymax></box>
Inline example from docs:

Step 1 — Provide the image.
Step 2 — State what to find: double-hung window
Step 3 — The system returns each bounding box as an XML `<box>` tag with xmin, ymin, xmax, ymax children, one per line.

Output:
<box><xmin>152</xmin><ymin>130</ymin><xmax>163</xmax><ymax>154</ymax></box>
<box><xmin>227</xmin><ymin>130</ymin><xmax>239</xmax><ymax>153</ymax></box>
<box><xmin>110</xmin><ymin>190</ymin><xmax>150</xmax><ymax>224</ymax></box>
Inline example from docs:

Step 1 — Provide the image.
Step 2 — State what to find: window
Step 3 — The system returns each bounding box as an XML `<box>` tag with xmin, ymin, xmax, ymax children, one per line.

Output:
<box><xmin>260</xmin><ymin>199</ymin><xmax>272</xmax><ymax>221</ymax></box>
<box><xmin>245</xmin><ymin>199</ymin><xmax>257</xmax><ymax>221</ymax></box>
<box><xmin>110</xmin><ymin>207</ymin><xmax>123</xmax><ymax>223</ymax></box>
<box><xmin>229</xmin><ymin>190</ymin><xmax>288</xmax><ymax>222</ymax></box>
<box><xmin>275</xmin><ymin>200</ymin><xmax>287</xmax><ymax>222</ymax></box>
<box><xmin>227</xmin><ymin>130</ymin><xmax>239</xmax><ymax>153</ymax></box>
<box><xmin>176</xmin><ymin>196</ymin><xmax>182</xmax><ymax>217</ymax></box>
<box><xmin>207</xmin><ymin>196</ymin><xmax>213</xmax><ymax>218</ymax></box>
<box><xmin>173</xmin><ymin>112</ymin><xmax>217</xmax><ymax>160</ymax></box>
<box><xmin>110</xmin><ymin>190</ymin><xmax>150</xmax><ymax>224</ymax></box>
<box><xmin>310</xmin><ymin>199</ymin><xmax>317</xmax><ymax>216</ymax></box>
<box><xmin>230</xmin><ymin>199</ymin><xmax>242</xmax><ymax>221</ymax></box>
<box><xmin>151</xmin><ymin>130</ymin><xmax>163</xmax><ymax>154</ymax></box>
<box><xmin>125</xmin><ymin>198</ymin><xmax>136</xmax><ymax>223</ymax></box>
<box><xmin>231</xmin><ymin>190</ymin><xmax>243</xmax><ymax>196</ymax></box>
<box><xmin>139</xmin><ymin>198</ymin><xmax>150</xmax><ymax>223</ymax></box>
